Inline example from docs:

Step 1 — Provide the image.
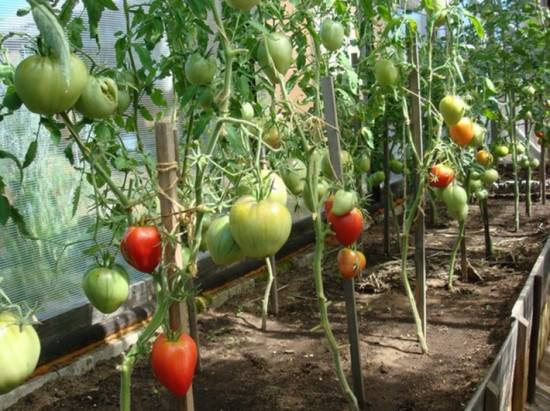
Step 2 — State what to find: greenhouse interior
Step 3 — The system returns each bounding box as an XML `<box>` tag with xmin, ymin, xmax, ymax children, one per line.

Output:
<box><xmin>0</xmin><ymin>0</ymin><xmax>549</xmax><ymax>410</ymax></box>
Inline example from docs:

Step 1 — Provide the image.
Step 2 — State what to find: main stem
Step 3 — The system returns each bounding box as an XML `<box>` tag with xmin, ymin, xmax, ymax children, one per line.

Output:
<box><xmin>447</xmin><ymin>220</ymin><xmax>465</xmax><ymax>290</ymax></box>
<box><xmin>261</xmin><ymin>256</ymin><xmax>275</xmax><ymax>332</ymax></box>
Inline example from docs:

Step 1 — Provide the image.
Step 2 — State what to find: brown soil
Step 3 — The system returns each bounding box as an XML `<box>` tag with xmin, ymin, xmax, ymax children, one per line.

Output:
<box><xmin>9</xmin><ymin>199</ymin><xmax>550</xmax><ymax>411</ymax></box>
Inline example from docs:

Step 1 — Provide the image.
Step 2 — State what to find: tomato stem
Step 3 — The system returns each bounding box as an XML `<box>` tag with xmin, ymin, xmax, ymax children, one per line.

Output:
<box><xmin>447</xmin><ymin>220</ymin><xmax>465</xmax><ymax>291</ymax></box>
<box><xmin>261</xmin><ymin>256</ymin><xmax>275</xmax><ymax>332</ymax></box>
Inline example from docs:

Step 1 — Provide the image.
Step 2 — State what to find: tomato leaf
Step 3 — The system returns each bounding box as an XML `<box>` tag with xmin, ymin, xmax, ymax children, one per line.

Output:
<box><xmin>71</xmin><ymin>185</ymin><xmax>81</xmax><ymax>217</ymax></box>
<box><xmin>10</xmin><ymin>206</ymin><xmax>34</xmax><ymax>238</ymax></box>
<box><xmin>82</xmin><ymin>0</ymin><xmax>118</xmax><ymax>46</ymax></box>
<box><xmin>0</xmin><ymin>196</ymin><xmax>10</xmax><ymax>226</ymax></box>
<box><xmin>0</xmin><ymin>149</ymin><xmax>23</xmax><ymax>181</ymax></box>
<box><xmin>465</xmin><ymin>12</ymin><xmax>485</xmax><ymax>40</ymax></box>
<box><xmin>30</xmin><ymin>2</ymin><xmax>71</xmax><ymax>85</ymax></box>
<box><xmin>22</xmin><ymin>139</ymin><xmax>38</xmax><ymax>169</ymax></box>
<box><xmin>59</xmin><ymin>0</ymin><xmax>78</xmax><ymax>26</ymax></box>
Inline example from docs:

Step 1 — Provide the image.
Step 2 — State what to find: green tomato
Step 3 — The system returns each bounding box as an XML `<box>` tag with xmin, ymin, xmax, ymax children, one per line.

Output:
<box><xmin>369</xmin><ymin>170</ymin><xmax>386</xmax><ymax>187</ymax></box>
<box><xmin>258</xmin><ymin>32</ymin><xmax>293</xmax><ymax>83</ymax></box>
<box><xmin>470</xmin><ymin>123</ymin><xmax>486</xmax><ymax>148</ymax></box>
<box><xmin>442</xmin><ymin>185</ymin><xmax>467</xmax><ymax>212</ymax></box>
<box><xmin>225</xmin><ymin>0</ymin><xmax>260</xmax><ymax>11</ymax></box>
<box><xmin>82</xmin><ymin>265</ymin><xmax>129</xmax><ymax>314</ymax></box>
<box><xmin>357</xmin><ymin>154</ymin><xmax>371</xmax><ymax>173</ymax></box>
<box><xmin>470</xmin><ymin>171</ymin><xmax>481</xmax><ymax>180</ymax></box>
<box><xmin>240</xmin><ymin>102</ymin><xmax>255</xmax><ymax>121</ymax></box>
<box><xmin>448</xmin><ymin>203</ymin><xmax>469</xmax><ymax>222</ymax></box>
<box><xmin>206</xmin><ymin>216</ymin><xmax>243</xmax><ymax>266</ymax></box>
<box><xmin>320</xmin><ymin>19</ymin><xmax>345</xmax><ymax>52</ymax></box>
<box><xmin>321</xmin><ymin>150</ymin><xmax>352</xmax><ymax>180</ymax></box>
<box><xmin>468</xmin><ymin>178</ymin><xmax>483</xmax><ymax>193</ymax></box>
<box><xmin>493</xmin><ymin>144</ymin><xmax>509</xmax><ymax>158</ymax></box>
<box><xmin>229</xmin><ymin>196</ymin><xmax>292</xmax><ymax>259</ymax></box>
<box><xmin>281</xmin><ymin>158</ymin><xmax>307</xmax><ymax>195</ymax></box>
<box><xmin>475</xmin><ymin>189</ymin><xmax>489</xmax><ymax>201</ymax></box>
<box><xmin>389</xmin><ymin>159</ymin><xmax>404</xmax><ymax>174</ymax></box>
<box><xmin>530</xmin><ymin>158</ymin><xmax>540</xmax><ymax>168</ymax></box>
<box><xmin>75</xmin><ymin>76</ymin><xmax>118</xmax><ymax>119</ymax></box>
<box><xmin>439</xmin><ymin>95</ymin><xmax>465</xmax><ymax>126</ymax></box>
<box><xmin>237</xmin><ymin>170</ymin><xmax>288</xmax><ymax>205</ymax></box>
<box><xmin>117</xmin><ymin>87</ymin><xmax>131</xmax><ymax>114</ymax></box>
<box><xmin>185</xmin><ymin>54</ymin><xmax>217</xmax><ymax>85</ymax></box>
<box><xmin>516</xmin><ymin>143</ymin><xmax>526</xmax><ymax>155</ymax></box>
<box><xmin>14</xmin><ymin>54</ymin><xmax>88</xmax><ymax>115</ymax></box>
<box><xmin>2</xmin><ymin>86</ymin><xmax>22</xmax><ymax>111</ymax></box>
<box><xmin>481</xmin><ymin>169</ymin><xmax>499</xmax><ymax>185</ymax></box>
<box><xmin>303</xmin><ymin>179</ymin><xmax>329</xmax><ymax>212</ymax></box>
<box><xmin>263</xmin><ymin>126</ymin><xmax>282</xmax><ymax>149</ymax></box>
<box><xmin>374</xmin><ymin>59</ymin><xmax>399</xmax><ymax>88</ymax></box>
<box><xmin>0</xmin><ymin>312</ymin><xmax>41</xmax><ymax>394</ymax></box>
<box><xmin>331</xmin><ymin>190</ymin><xmax>358</xmax><ymax>216</ymax></box>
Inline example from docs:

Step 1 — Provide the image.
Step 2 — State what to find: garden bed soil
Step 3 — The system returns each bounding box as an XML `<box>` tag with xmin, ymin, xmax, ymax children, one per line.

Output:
<box><xmin>9</xmin><ymin>199</ymin><xmax>550</xmax><ymax>411</ymax></box>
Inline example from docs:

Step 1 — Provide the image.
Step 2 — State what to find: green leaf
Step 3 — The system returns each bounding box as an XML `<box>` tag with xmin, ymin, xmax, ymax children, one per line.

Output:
<box><xmin>59</xmin><ymin>0</ymin><xmax>78</xmax><ymax>26</ymax></box>
<box><xmin>466</xmin><ymin>13</ymin><xmax>485</xmax><ymax>40</ymax></box>
<box><xmin>68</xmin><ymin>17</ymin><xmax>84</xmax><ymax>49</ymax></box>
<box><xmin>31</xmin><ymin>3</ymin><xmax>71</xmax><ymax>84</ymax></box>
<box><xmin>0</xmin><ymin>149</ymin><xmax>23</xmax><ymax>181</ymax></box>
<box><xmin>22</xmin><ymin>139</ymin><xmax>38</xmax><ymax>169</ymax></box>
<box><xmin>64</xmin><ymin>142</ymin><xmax>75</xmax><ymax>165</ymax></box>
<box><xmin>82</xmin><ymin>0</ymin><xmax>118</xmax><ymax>45</ymax></box>
<box><xmin>0</xmin><ymin>196</ymin><xmax>10</xmax><ymax>225</ymax></box>
<box><xmin>10</xmin><ymin>206</ymin><xmax>33</xmax><ymax>238</ymax></box>
<box><xmin>40</xmin><ymin>117</ymin><xmax>63</xmax><ymax>144</ymax></box>
<box><xmin>71</xmin><ymin>185</ymin><xmax>81</xmax><ymax>217</ymax></box>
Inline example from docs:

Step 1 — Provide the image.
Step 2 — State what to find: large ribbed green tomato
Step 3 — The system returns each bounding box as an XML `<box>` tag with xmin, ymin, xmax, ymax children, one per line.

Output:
<box><xmin>75</xmin><ymin>76</ymin><xmax>118</xmax><ymax>119</ymax></box>
<box><xmin>229</xmin><ymin>196</ymin><xmax>292</xmax><ymax>259</ymax></box>
<box><xmin>442</xmin><ymin>184</ymin><xmax>467</xmax><ymax>212</ymax></box>
<box><xmin>320</xmin><ymin>19</ymin><xmax>345</xmax><ymax>51</ymax></box>
<box><xmin>0</xmin><ymin>312</ymin><xmax>41</xmax><ymax>394</ymax></box>
<box><xmin>225</xmin><ymin>0</ymin><xmax>260</xmax><ymax>11</ymax></box>
<box><xmin>14</xmin><ymin>54</ymin><xmax>88</xmax><ymax>115</ymax></box>
<box><xmin>82</xmin><ymin>265</ymin><xmax>129</xmax><ymax>314</ymax></box>
<box><xmin>258</xmin><ymin>32</ymin><xmax>293</xmax><ymax>83</ymax></box>
<box><xmin>205</xmin><ymin>216</ymin><xmax>243</xmax><ymax>266</ymax></box>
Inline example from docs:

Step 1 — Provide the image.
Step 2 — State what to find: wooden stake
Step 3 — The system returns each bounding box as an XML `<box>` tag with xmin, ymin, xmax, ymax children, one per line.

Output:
<box><xmin>383</xmin><ymin>119</ymin><xmax>391</xmax><ymax>257</ymax></box>
<box><xmin>321</xmin><ymin>76</ymin><xmax>366</xmax><ymax>408</ymax></box>
<box><xmin>156</xmin><ymin>121</ymin><xmax>195</xmax><ymax>411</ymax></box>
<box><xmin>408</xmin><ymin>38</ymin><xmax>427</xmax><ymax>335</ymax></box>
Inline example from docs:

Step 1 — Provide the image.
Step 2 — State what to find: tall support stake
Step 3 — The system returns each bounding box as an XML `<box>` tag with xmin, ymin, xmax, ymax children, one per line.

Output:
<box><xmin>156</xmin><ymin>122</ymin><xmax>195</xmax><ymax>411</ymax></box>
<box><xmin>321</xmin><ymin>76</ymin><xmax>366</xmax><ymax>408</ymax></box>
<box><xmin>383</xmin><ymin>119</ymin><xmax>391</xmax><ymax>256</ymax></box>
<box><xmin>408</xmin><ymin>38</ymin><xmax>427</xmax><ymax>334</ymax></box>
<box><xmin>541</xmin><ymin>145</ymin><xmax>546</xmax><ymax>205</ymax></box>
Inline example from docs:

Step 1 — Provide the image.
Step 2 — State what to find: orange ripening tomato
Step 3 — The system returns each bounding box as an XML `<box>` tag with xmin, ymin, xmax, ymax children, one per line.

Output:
<box><xmin>337</xmin><ymin>248</ymin><xmax>361</xmax><ymax>279</ymax></box>
<box><xmin>475</xmin><ymin>150</ymin><xmax>493</xmax><ymax>167</ymax></box>
<box><xmin>535</xmin><ymin>130</ymin><xmax>544</xmax><ymax>139</ymax></box>
<box><xmin>449</xmin><ymin>117</ymin><xmax>474</xmax><ymax>147</ymax></box>
<box><xmin>356</xmin><ymin>251</ymin><xmax>367</xmax><ymax>272</ymax></box>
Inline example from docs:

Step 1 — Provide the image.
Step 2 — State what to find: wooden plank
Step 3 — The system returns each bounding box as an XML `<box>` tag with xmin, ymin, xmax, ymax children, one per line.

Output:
<box><xmin>485</xmin><ymin>380</ymin><xmax>500</xmax><ymax>411</ymax></box>
<box><xmin>408</xmin><ymin>36</ymin><xmax>427</xmax><ymax>334</ymax></box>
<box><xmin>156</xmin><ymin>121</ymin><xmax>194</xmax><ymax>411</ymax></box>
<box><xmin>529</xmin><ymin>275</ymin><xmax>543</xmax><ymax>403</ymax></box>
<box><xmin>321</xmin><ymin>76</ymin><xmax>366</xmax><ymax>407</ymax></box>
<box><xmin>512</xmin><ymin>316</ymin><xmax>529</xmax><ymax>410</ymax></box>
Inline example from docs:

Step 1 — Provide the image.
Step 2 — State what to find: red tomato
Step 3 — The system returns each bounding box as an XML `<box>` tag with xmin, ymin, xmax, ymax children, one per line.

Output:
<box><xmin>535</xmin><ymin>131</ymin><xmax>544</xmax><ymax>139</ymax></box>
<box><xmin>151</xmin><ymin>333</ymin><xmax>197</xmax><ymax>397</ymax></box>
<box><xmin>429</xmin><ymin>164</ymin><xmax>455</xmax><ymax>188</ymax></box>
<box><xmin>120</xmin><ymin>226</ymin><xmax>161</xmax><ymax>273</ymax></box>
<box><xmin>324</xmin><ymin>195</ymin><xmax>334</xmax><ymax>216</ymax></box>
<box><xmin>328</xmin><ymin>208</ymin><xmax>363</xmax><ymax>246</ymax></box>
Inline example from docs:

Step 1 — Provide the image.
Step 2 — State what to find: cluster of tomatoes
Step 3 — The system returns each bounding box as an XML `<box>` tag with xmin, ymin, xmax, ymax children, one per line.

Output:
<box><xmin>324</xmin><ymin>192</ymin><xmax>367</xmax><ymax>280</ymax></box>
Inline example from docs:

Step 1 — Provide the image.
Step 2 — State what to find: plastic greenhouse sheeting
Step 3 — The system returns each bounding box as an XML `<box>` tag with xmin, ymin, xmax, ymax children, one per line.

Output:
<box><xmin>0</xmin><ymin>1</ymin><xmax>160</xmax><ymax>320</ymax></box>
